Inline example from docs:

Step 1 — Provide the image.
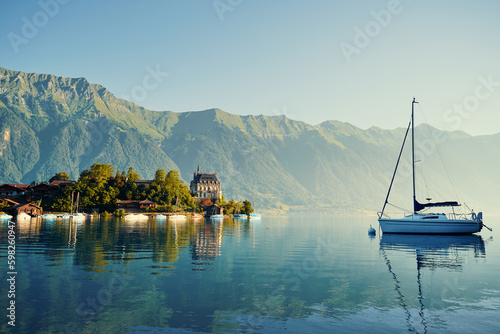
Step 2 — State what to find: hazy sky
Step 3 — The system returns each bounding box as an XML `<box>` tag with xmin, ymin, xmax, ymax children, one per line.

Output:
<box><xmin>1</xmin><ymin>0</ymin><xmax>499</xmax><ymax>135</ymax></box>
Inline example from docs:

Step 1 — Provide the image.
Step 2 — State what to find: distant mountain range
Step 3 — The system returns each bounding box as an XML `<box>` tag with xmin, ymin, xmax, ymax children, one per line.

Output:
<box><xmin>1</xmin><ymin>67</ymin><xmax>499</xmax><ymax>213</ymax></box>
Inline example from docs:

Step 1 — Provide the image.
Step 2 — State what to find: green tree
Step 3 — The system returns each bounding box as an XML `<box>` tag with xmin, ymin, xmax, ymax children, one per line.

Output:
<box><xmin>153</xmin><ymin>169</ymin><xmax>166</xmax><ymax>185</ymax></box>
<box><xmin>80</xmin><ymin>163</ymin><xmax>115</xmax><ymax>181</ymax></box>
<box><xmin>112</xmin><ymin>170</ymin><xmax>125</xmax><ymax>189</ymax></box>
<box><xmin>49</xmin><ymin>172</ymin><xmax>70</xmax><ymax>182</ymax></box>
<box><xmin>242</xmin><ymin>200</ymin><xmax>253</xmax><ymax>215</ymax></box>
<box><xmin>125</xmin><ymin>167</ymin><xmax>140</xmax><ymax>183</ymax></box>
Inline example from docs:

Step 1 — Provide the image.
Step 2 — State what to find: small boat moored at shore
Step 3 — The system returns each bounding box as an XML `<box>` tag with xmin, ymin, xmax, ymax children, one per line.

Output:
<box><xmin>191</xmin><ymin>213</ymin><xmax>203</xmax><ymax>220</ymax></box>
<box><xmin>71</xmin><ymin>212</ymin><xmax>86</xmax><ymax>223</ymax></box>
<box><xmin>0</xmin><ymin>213</ymin><xmax>13</xmax><ymax>220</ymax></box>
<box><xmin>42</xmin><ymin>213</ymin><xmax>58</xmax><ymax>220</ymax></box>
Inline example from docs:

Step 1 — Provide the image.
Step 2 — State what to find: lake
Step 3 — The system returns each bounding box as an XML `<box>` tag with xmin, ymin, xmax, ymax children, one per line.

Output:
<box><xmin>1</xmin><ymin>215</ymin><xmax>499</xmax><ymax>333</ymax></box>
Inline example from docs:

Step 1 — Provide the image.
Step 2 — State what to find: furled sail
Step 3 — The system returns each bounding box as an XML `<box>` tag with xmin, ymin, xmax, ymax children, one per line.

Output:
<box><xmin>414</xmin><ymin>199</ymin><xmax>460</xmax><ymax>212</ymax></box>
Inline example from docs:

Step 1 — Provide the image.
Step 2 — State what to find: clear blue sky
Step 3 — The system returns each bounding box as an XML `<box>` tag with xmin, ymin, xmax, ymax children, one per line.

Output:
<box><xmin>1</xmin><ymin>0</ymin><xmax>499</xmax><ymax>135</ymax></box>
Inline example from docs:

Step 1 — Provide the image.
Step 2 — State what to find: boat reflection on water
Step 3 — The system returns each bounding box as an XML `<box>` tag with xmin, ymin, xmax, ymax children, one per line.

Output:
<box><xmin>379</xmin><ymin>234</ymin><xmax>486</xmax><ymax>334</ymax></box>
<box><xmin>381</xmin><ymin>234</ymin><xmax>486</xmax><ymax>269</ymax></box>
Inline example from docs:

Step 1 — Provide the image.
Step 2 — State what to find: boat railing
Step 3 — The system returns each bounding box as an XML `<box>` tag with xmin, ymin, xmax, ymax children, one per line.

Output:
<box><xmin>448</xmin><ymin>212</ymin><xmax>472</xmax><ymax>220</ymax></box>
<box><xmin>377</xmin><ymin>212</ymin><xmax>391</xmax><ymax>219</ymax></box>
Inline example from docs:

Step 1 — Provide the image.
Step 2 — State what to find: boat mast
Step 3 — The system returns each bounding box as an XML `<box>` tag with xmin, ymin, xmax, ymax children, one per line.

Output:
<box><xmin>412</xmin><ymin>98</ymin><xmax>418</xmax><ymax>214</ymax></box>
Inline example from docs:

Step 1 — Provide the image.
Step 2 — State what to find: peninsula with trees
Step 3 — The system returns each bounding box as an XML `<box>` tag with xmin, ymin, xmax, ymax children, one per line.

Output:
<box><xmin>0</xmin><ymin>163</ymin><xmax>254</xmax><ymax>218</ymax></box>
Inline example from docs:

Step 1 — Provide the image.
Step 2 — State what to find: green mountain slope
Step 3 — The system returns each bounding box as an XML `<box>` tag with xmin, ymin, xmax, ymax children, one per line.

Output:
<box><xmin>1</xmin><ymin>67</ymin><xmax>499</xmax><ymax>213</ymax></box>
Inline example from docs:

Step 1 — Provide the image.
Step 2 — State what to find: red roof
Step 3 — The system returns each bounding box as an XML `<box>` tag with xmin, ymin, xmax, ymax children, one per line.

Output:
<box><xmin>0</xmin><ymin>184</ymin><xmax>29</xmax><ymax>191</ymax></box>
<box><xmin>50</xmin><ymin>180</ymin><xmax>76</xmax><ymax>186</ymax></box>
<box><xmin>7</xmin><ymin>184</ymin><xmax>29</xmax><ymax>189</ymax></box>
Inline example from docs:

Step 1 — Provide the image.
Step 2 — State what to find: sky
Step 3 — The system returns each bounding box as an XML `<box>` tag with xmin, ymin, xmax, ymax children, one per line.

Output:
<box><xmin>1</xmin><ymin>0</ymin><xmax>500</xmax><ymax>135</ymax></box>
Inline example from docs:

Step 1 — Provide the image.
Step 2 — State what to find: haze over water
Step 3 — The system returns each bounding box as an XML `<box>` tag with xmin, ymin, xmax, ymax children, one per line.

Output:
<box><xmin>1</xmin><ymin>216</ymin><xmax>499</xmax><ymax>333</ymax></box>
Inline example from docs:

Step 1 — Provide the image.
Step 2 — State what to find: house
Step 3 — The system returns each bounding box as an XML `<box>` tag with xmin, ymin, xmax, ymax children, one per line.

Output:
<box><xmin>204</xmin><ymin>204</ymin><xmax>224</xmax><ymax>217</ymax></box>
<box><xmin>50</xmin><ymin>180</ymin><xmax>76</xmax><ymax>188</ymax></box>
<box><xmin>11</xmin><ymin>203</ymin><xmax>42</xmax><ymax>216</ymax></box>
<box><xmin>134</xmin><ymin>180</ymin><xmax>153</xmax><ymax>186</ymax></box>
<box><xmin>29</xmin><ymin>183</ymin><xmax>56</xmax><ymax>198</ymax></box>
<box><xmin>0</xmin><ymin>184</ymin><xmax>29</xmax><ymax>197</ymax></box>
<box><xmin>116</xmin><ymin>199</ymin><xmax>155</xmax><ymax>211</ymax></box>
<box><xmin>190</xmin><ymin>168</ymin><xmax>222</xmax><ymax>200</ymax></box>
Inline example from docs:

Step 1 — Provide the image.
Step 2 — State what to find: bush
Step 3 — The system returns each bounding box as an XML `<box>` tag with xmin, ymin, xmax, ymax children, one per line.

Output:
<box><xmin>113</xmin><ymin>209</ymin><xmax>126</xmax><ymax>217</ymax></box>
<box><xmin>100</xmin><ymin>211</ymin><xmax>111</xmax><ymax>218</ymax></box>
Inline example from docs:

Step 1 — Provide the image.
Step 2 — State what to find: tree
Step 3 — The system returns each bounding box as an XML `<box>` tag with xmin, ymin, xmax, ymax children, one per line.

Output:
<box><xmin>242</xmin><ymin>200</ymin><xmax>253</xmax><ymax>215</ymax></box>
<box><xmin>153</xmin><ymin>169</ymin><xmax>166</xmax><ymax>185</ymax></box>
<box><xmin>49</xmin><ymin>172</ymin><xmax>70</xmax><ymax>182</ymax></box>
<box><xmin>165</xmin><ymin>170</ymin><xmax>181</xmax><ymax>188</ymax></box>
<box><xmin>80</xmin><ymin>163</ymin><xmax>115</xmax><ymax>181</ymax></box>
<box><xmin>125</xmin><ymin>167</ymin><xmax>140</xmax><ymax>183</ymax></box>
<box><xmin>112</xmin><ymin>170</ymin><xmax>125</xmax><ymax>188</ymax></box>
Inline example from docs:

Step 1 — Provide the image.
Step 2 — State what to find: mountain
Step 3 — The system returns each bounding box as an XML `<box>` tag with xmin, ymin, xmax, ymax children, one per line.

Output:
<box><xmin>1</xmin><ymin>67</ymin><xmax>499</xmax><ymax>213</ymax></box>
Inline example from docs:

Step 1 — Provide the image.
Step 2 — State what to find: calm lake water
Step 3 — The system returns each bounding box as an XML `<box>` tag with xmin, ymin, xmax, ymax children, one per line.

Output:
<box><xmin>1</xmin><ymin>215</ymin><xmax>499</xmax><ymax>334</ymax></box>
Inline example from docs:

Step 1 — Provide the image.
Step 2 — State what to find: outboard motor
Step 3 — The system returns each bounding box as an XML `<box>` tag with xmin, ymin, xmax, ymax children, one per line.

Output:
<box><xmin>476</xmin><ymin>212</ymin><xmax>492</xmax><ymax>231</ymax></box>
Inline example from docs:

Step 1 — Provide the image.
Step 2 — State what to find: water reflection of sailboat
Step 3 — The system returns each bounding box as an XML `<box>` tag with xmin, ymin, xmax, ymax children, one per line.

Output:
<box><xmin>379</xmin><ymin>234</ymin><xmax>485</xmax><ymax>334</ymax></box>
<box><xmin>67</xmin><ymin>221</ymin><xmax>78</xmax><ymax>249</ymax></box>
<box><xmin>381</xmin><ymin>234</ymin><xmax>486</xmax><ymax>267</ymax></box>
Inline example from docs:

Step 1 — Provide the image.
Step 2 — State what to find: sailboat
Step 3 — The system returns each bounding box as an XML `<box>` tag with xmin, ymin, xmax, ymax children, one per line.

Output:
<box><xmin>71</xmin><ymin>192</ymin><xmax>86</xmax><ymax>223</ymax></box>
<box><xmin>249</xmin><ymin>191</ymin><xmax>261</xmax><ymax>220</ymax></box>
<box><xmin>169</xmin><ymin>189</ymin><xmax>186</xmax><ymax>221</ymax></box>
<box><xmin>378</xmin><ymin>98</ymin><xmax>486</xmax><ymax>234</ymax></box>
<box><xmin>233</xmin><ymin>201</ymin><xmax>247</xmax><ymax>219</ymax></box>
<box><xmin>0</xmin><ymin>213</ymin><xmax>13</xmax><ymax>220</ymax></box>
<box><xmin>61</xmin><ymin>192</ymin><xmax>75</xmax><ymax>220</ymax></box>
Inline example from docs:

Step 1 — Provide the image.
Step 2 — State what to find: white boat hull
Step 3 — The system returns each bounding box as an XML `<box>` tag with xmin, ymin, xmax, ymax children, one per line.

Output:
<box><xmin>379</xmin><ymin>216</ymin><xmax>482</xmax><ymax>234</ymax></box>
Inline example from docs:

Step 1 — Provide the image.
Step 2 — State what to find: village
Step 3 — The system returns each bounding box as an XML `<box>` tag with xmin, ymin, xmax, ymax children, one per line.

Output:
<box><xmin>0</xmin><ymin>165</ymin><xmax>256</xmax><ymax>221</ymax></box>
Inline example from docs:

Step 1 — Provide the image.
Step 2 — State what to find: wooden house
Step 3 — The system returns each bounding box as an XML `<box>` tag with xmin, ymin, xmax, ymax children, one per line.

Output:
<box><xmin>204</xmin><ymin>204</ymin><xmax>224</xmax><ymax>217</ymax></box>
<box><xmin>29</xmin><ymin>183</ymin><xmax>56</xmax><ymax>198</ymax></box>
<box><xmin>0</xmin><ymin>184</ymin><xmax>29</xmax><ymax>197</ymax></box>
<box><xmin>134</xmin><ymin>180</ymin><xmax>153</xmax><ymax>186</ymax></box>
<box><xmin>50</xmin><ymin>180</ymin><xmax>76</xmax><ymax>188</ymax></box>
<box><xmin>116</xmin><ymin>199</ymin><xmax>155</xmax><ymax>211</ymax></box>
<box><xmin>11</xmin><ymin>203</ymin><xmax>42</xmax><ymax>216</ymax></box>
